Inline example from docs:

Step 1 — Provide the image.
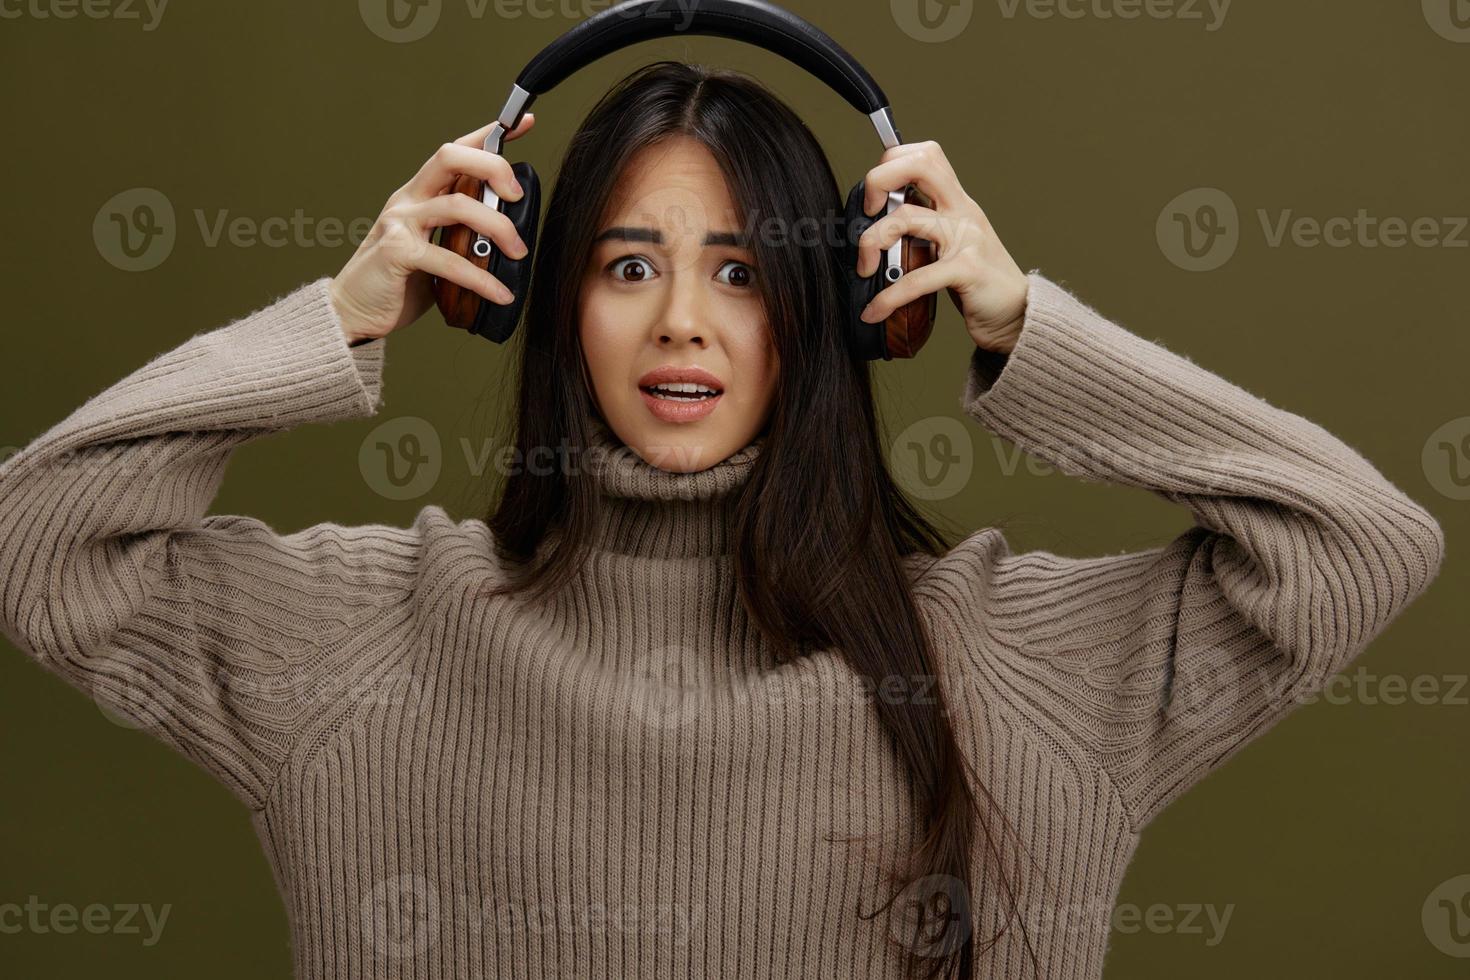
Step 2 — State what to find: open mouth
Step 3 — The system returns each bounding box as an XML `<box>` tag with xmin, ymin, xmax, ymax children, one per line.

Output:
<box><xmin>640</xmin><ymin>382</ymin><xmax>724</xmax><ymax>402</ymax></box>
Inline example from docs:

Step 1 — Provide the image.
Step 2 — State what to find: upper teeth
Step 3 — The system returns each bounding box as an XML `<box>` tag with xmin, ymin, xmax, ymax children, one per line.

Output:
<box><xmin>650</xmin><ymin>382</ymin><xmax>718</xmax><ymax>394</ymax></box>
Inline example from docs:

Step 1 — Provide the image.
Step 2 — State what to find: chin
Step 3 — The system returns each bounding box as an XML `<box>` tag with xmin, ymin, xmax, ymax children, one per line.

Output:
<box><xmin>634</xmin><ymin>432</ymin><xmax>723</xmax><ymax>473</ymax></box>
<box><xmin>619</xmin><ymin>418</ymin><xmax>741</xmax><ymax>474</ymax></box>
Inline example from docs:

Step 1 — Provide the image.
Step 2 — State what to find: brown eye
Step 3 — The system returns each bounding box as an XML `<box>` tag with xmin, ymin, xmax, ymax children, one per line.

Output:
<box><xmin>716</xmin><ymin>260</ymin><xmax>755</xmax><ymax>288</ymax></box>
<box><xmin>610</xmin><ymin>256</ymin><xmax>655</xmax><ymax>282</ymax></box>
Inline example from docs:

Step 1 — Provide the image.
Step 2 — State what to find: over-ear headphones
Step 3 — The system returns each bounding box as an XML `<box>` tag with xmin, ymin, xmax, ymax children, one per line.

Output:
<box><xmin>431</xmin><ymin>0</ymin><xmax>938</xmax><ymax>361</ymax></box>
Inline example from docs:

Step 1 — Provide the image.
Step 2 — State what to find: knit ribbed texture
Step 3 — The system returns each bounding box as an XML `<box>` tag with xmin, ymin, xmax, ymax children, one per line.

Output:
<box><xmin>0</xmin><ymin>273</ymin><xmax>1443</xmax><ymax>978</ymax></box>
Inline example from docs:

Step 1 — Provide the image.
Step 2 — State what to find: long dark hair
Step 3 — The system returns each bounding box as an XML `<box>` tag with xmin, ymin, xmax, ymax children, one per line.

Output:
<box><xmin>477</xmin><ymin>61</ymin><xmax>1039</xmax><ymax>979</ymax></box>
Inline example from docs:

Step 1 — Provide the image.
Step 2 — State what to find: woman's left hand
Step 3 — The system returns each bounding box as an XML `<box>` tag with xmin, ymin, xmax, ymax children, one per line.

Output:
<box><xmin>855</xmin><ymin>140</ymin><xmax>1029</xmax><ymax>355</ymax></box>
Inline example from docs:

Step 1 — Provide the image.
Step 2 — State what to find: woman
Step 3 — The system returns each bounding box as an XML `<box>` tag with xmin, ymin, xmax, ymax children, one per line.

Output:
<box><xmin>0</xmin><ymin>62</ymin><xmax>1444</xmax><ymax>980</ymax></box>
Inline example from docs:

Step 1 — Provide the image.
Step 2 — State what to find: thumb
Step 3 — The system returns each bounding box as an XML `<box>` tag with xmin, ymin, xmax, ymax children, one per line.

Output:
<box><xmin>455</xmin><ymin>111</ymin><xmax>536</xmax><ymax>149</ymax></box>
<box><xmin>505</xmin><ymin>111</ymin><xmax>536</xmax><ymax>142</ymax></box>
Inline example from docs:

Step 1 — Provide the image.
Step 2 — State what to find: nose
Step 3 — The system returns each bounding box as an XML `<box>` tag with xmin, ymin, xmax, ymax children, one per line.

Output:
<box><xmin>652</xmin><ymin>263</ymin><xmax>709</xmax><ymax>349</ymax></box>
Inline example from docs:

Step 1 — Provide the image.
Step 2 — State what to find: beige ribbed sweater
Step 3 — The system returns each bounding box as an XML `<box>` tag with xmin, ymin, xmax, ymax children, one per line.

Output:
<box><xmin>0</xmin><ymin>273</ymin><xmax>1443</xmax><ymax>979</ymax></box>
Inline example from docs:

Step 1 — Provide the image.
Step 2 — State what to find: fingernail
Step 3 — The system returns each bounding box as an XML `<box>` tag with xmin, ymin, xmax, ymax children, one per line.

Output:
<box><xmin>511</xmin><ymin>180</ymin><xmax>524</xmax><ymax>198</ymax></box>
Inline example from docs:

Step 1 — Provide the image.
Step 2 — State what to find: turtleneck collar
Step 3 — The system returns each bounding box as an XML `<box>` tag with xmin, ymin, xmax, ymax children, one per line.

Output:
<box><xmin>577</xmin><ymin>415</ymin><xmax>765</xmax><ymax>558</ymax></box>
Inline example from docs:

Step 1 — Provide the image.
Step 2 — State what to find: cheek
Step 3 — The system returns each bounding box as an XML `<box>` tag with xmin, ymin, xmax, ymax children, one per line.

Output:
<box><xmin>578</xmin><ymin>319</ymin><xmax>618</xmax><ymax>410</ymax></box>
<box><xmin>724</xmin><ymin>313</ymin><xmax>779</xmax><ymax>403</ymax></box>
<box><xmin>578</xmin><ymin>283</ymin><xmax>639</xmax><ymax>393</ymax></box>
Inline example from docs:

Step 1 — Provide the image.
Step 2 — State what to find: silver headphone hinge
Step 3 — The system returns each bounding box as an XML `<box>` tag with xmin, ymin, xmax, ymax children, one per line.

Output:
<box><xmin>868</xmin><ymin>107</ymin><xmax>901</xmax><ymax>150</ymax></box>
<box><xmin>867</xmin><ymin>108</ymin><xmax>907</xmax><ymax>281</ymax></box>
<box><xmin>471</xmin><ymin>84</ymin><xmax>535</xmax><ymax>259</ymax></box>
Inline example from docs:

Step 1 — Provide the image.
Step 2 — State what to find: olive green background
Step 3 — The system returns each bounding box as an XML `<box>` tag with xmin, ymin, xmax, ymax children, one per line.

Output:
<box><xmin>1</xmin><ymin>0</ymin><xmax>1465</xmax><ymax>976</ymax></box>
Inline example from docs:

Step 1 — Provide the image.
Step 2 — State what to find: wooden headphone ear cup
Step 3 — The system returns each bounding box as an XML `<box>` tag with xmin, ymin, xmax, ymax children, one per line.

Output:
<box><xmin>842</xmin><ymin>179</ymin><xmax>942</xmax><ymax>360</ymax></box>
<box><xmin>885</xmin><ymin>229</ymin><xmax>938</xmax><ymax>358</ymax></box>
<box><xmin>432</xmin><ymin>172</ymin><xmax>493</xmax><ymax>331</ymax></box>
<box><xmin>883</xmin><ymin>184</ymin><xmax>939</xmax><ymax>359</ymax></box>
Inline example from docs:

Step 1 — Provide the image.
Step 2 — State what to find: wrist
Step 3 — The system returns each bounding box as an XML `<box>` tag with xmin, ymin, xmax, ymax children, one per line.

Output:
<box><xmin>996</xmin><ymin>314</ymin><xmax>1025</xmax><ymax>354</ymax></box>
<box><xmin>327</xmin><ymin>278</ymin><xmax>365</xmax><ymax>346</ymax></box>
<box><xmin>966</xmin><ymin>271</ymin><xmax>1029</xmax><ymax>354</ymax></box>
<box><xmin>969</xmin><ymin>312</ymin><xmax>1025</xmax><ymax>355</ymax></box>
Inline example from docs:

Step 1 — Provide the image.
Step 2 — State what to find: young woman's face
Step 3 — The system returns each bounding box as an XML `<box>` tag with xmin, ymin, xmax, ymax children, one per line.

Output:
<box><xmin>579</xmin><ymin>136</ymin><xmax>779</xmax><ymax>473</ymax></box>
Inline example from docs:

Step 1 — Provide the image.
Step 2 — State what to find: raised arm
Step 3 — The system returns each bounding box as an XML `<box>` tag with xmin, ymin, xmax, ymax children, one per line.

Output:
<box><xmin>0</xmin><ymin>279</ymin><xmax>425</xmax><ymax>811</ymax></box>
<box><xmin>0</xmin><ymin>113</ymin><xmax>544</xmax><ymax>811</ymax></box>
<box><xmin>936</xmin><ymin>272</ymin><xmax>1445</xmax><ymax>831</ymax></box>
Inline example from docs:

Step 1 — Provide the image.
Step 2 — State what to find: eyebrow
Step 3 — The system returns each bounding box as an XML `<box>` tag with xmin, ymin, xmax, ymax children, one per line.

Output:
<box><xmin>593</xmin><ymin>226</ymin><xmax>749</xmax><ymax>247</ymax></box>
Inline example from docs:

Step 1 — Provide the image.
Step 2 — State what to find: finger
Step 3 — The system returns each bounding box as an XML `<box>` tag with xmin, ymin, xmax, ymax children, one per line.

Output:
<box><xmin>454</xmin><ymin>111</ymin><xmax>536</xmax><ymax>149</ymax></box>
<box><xmin>855</xmin><ymin>202</ymin><xmax>956</xmax><ymax>278</ymax></box>
<box><xmin>407</xmin><ymin>192</ymin><xmax>528</xmax><ymax>259</ymax></box>
<box><xmin>416</xmin><ymin>240</ymin><xmax>516</xmax><ymax>305</ymax></box>
<box><xmin>858</xmin><ymin>253</ymin><xmax>964</xmax><ymax>323</ymax></box>
<box><xmin>874</xmin><ymin>141</ymin><xmax>926</xmax><ymax>168</ymax></box>
<box><xmin>860</xmin><ymin>143</ymin><xmax>925</xmax><ymax>217</ymax></box>
<box><xmin>401</xmin><ymin>140</ymin><xmax>523</xmax><ymax>205</ymax></box>
<box><xmin>862</xmin><ymin>141</ymin><xmax>963</xmax><ymax>216</ymax></box>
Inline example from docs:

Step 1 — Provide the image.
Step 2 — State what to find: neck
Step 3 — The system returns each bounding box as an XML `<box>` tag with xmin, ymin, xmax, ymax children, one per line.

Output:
<box><xmin>577</xmin><ymin>416</ymin><xmax>765</xmax><ymax>559</ymax></box>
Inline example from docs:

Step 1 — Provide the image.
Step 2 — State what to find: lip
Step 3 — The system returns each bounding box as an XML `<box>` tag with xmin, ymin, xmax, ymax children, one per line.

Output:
<box><xmin>639</xmin><ymin>387</ymin><xmax>722</xmax><ymax>423</ymax></box>
<box><xmin>637</xmin><ymin>365</ymin><xmax>726</xmax><ymax>390</ymax></box>
<box><xmin>637</xmin><ymin>364</ymin><xmax>726</xmax><ymax>424</ymax></box>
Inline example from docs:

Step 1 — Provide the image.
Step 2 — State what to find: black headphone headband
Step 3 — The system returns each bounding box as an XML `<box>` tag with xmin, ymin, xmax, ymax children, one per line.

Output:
<box><xmin>448</xmin><ymin>0</ymin><xmax>933</xmax><ymax>361</ymax></box>
<box><xmin>483</xmin><ymin>0</ymin><xmax>902</xmax><ymax>154</ymax></box>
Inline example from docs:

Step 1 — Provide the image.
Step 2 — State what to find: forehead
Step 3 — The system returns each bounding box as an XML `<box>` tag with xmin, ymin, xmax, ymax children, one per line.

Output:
<box><xmin>600</xmin><ymin>136</ymin><xmax>742</xmax><ymax>230</ymax></box>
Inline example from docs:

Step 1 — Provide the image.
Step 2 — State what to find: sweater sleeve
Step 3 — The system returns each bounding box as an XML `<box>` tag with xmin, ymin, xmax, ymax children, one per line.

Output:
<box><xmin>0</xmin><ymin>278</ymin><xmax>420</xmax><ymax>812</ymax></box>
<box><xmin>953</xmin><ymin>272</ymin><xmax>1445</xmax><ymax>832</ymax></box>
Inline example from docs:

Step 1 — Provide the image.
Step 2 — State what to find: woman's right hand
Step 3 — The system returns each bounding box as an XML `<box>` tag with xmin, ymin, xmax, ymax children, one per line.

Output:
<box><xmin>328</xmin><ymin>113</ymin><xmax>537</xmax><ymax>346</ymax></box>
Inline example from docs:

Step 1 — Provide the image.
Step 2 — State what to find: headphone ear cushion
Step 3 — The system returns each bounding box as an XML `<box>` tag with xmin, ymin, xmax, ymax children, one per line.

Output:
<box><xmin>472</xmin><ymin>161</ymin><xmax>542</xmax><ymax>343</ymax></box>
<box><xmin>841</xmin><ymin>179</ymin><xmax>887</xmax><ymax>361</ymax></box>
